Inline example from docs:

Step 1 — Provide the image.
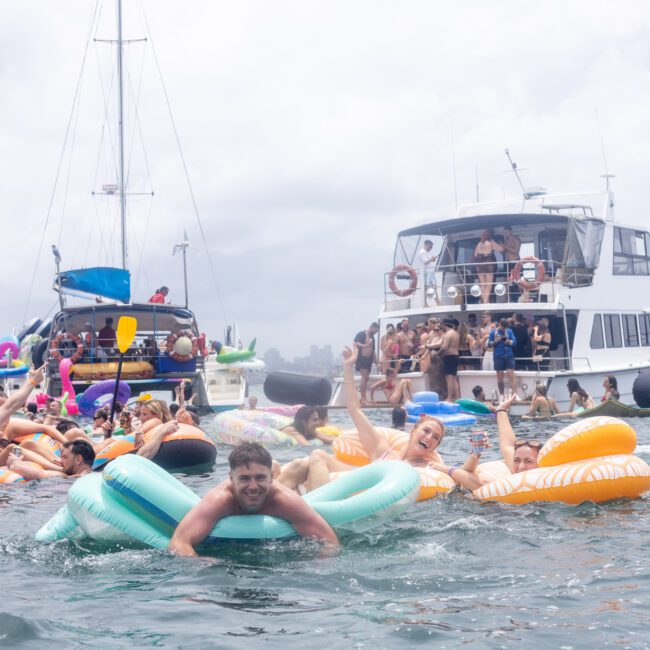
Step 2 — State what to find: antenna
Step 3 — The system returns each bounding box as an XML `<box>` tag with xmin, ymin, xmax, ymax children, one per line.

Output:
<box><xmin>475</xmin><ymin>164</ymin><xmax>479</xmax><ymax>202</ymax></box>
<box><xmin>504</xmin><ymin>149</ymin><xmax>546</xmax><ymax>199</ymax></box>
<box><xmin>595</xmin><ymin>108</ymin><xmax>615</xmax><ymax>191</ymax></box>
<box><xmin>450</xmin><ymin>126</ymin><xmax>458</xmax><ymax>211</ymax></box>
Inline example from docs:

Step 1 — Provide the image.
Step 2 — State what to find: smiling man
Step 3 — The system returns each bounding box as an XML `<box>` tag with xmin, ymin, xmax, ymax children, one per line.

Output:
<box><xmin>168</xmin><ymin>442</ymin><xmax>339</xmax><ymax>557</ymax></box>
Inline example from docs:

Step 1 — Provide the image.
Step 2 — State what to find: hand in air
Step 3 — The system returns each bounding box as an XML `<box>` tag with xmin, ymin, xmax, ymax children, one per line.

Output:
<box><xmin>497</xmin><ymin>392</ymin><xmax>517</xmax><ymax>412</ymax></box>
<box><xmin>29</xmin><ymin>365</ymin><xmax>45</xmax><ymax>386</ymax></box>
<box><xmin>342</xmin><ymin>346</ymin><xmax>358</xmax><ymax>366</ymax></box>
<box><xmin>102</xmin><ymin>420</ymin><xmax>114</xmax><ymax>438</ymax></box>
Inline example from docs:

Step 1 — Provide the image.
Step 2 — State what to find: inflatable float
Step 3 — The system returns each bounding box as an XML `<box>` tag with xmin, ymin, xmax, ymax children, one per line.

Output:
<box><xmin>456</xmin><ymin>398</ymin><xmax>493</xmax><ymax>415</ymax></box>
<box><xmin>212</xmin><ymin>410</ymin><xmax>298</xmax><ymax>447</ymax></box>
<box><xmin>35</xmin><ymin>455</ymin><xmax>419</xmax><ymax>547</ymax></box>
<box><xmin>404</xmin><ymin>392</ymin><xmax>477</xmax><ymax>426</ymax></box>
<box><xmin>77</xmin><ymin>380</ymin><xmax>131</xmax><ymax>417</ymax></box>
<box><xmin>216</xmin><ymin>339</ymin><xmax>257</xmax><ymax>364</ymax></box>
<box><xmin>70</xmin><ymin>361</ymin><xmax>155</xmax><ymax>381</ymax></box>
<box><xmin>93</xmin><ymin>422</ymin><xmax>216</xmax><ymax>471</ymax></box>
<box><xmin>474</xmin><ymin>416</ymin><xmax>650</xmax><ymax>504</ymax></box>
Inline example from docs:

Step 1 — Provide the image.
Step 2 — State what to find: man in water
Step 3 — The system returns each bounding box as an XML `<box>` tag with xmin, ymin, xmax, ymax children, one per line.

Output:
<box><xmin>353</xmin><ymin>322</ymin><xmax>379</xmax><ymax>404</ymax></box>
<box><xmin>169</xmin><ymin>443</ymin><xmax>339</xmax><ymax>557</ymax></box>
<box><xmin>6</xmin><ymin>439</ymin><xmax>96</xmax><ymax>480</ymax></box>
<box><xmin>471</xmin><ymin>385</ymin><xmax>497</xmax><ymax>413</ymax></box>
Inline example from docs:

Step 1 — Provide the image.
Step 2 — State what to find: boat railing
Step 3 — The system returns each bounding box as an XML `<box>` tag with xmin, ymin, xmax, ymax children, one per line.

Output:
<box><xmin>384</xmin><ymin>259</ymin><xmax>593</xmax><ymax>311</ymax></box>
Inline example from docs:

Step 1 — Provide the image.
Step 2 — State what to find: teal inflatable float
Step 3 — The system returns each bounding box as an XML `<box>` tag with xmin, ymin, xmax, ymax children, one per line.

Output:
<box><xmin>36</xmin><ymin>455</ymin><xmax>419</xmax><ymax>549</ymax></box>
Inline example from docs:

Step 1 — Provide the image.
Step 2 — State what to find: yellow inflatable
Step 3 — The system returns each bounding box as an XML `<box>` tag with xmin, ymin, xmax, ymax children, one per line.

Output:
<box><xmin>474</xmin><ymin>417</ymin><xmax>650</xmax><ymax>505</ymax></box>
<box><xmin>332</xmin><ymin>428</ymin><xmax>408</xmax><ymax>466</ymax></box>
<box><xmin>71</xmin><ymin>361</ymin><xmax>155</xmax><ymax>380</ymax></box>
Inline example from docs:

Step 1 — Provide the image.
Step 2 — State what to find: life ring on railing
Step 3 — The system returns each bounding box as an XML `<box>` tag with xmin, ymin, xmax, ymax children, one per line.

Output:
<box><xmin>388</xmin><ymin>265</ymin><xmax>418</xmax><ymax>297</ymax></box>
<box><xmin>511</xmin><ymin>256</ymin><xmax>545</xmax><ymax>291</ymax></box>
<box><xmin>166</xmin><ymin>331</ymin><xmax>198</xmax><ymax>362</ymax></box>
<box><xmin>50</xmin><ymin>332</ymin><xmax>84</xmax><ymax>363</ymax></box>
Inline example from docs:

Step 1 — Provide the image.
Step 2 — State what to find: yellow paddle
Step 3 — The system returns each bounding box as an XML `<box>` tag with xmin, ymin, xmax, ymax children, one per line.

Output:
<box><xmin>109</xmin><ymin>316</ymin><xmax>138</xmax><ymax>429</ymax></box>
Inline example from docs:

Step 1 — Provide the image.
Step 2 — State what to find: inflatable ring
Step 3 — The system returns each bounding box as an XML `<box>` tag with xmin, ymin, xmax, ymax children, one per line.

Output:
<box><xmin>77</xmin><ymin>380</ymin><xmax>131</xmax><ymax>417</ymax></box>
<box><xmin>166</xmin><ymin>331</ymin><xmax>198</xmax><ymax>362</ymax></box>
<box><xmin>510</xmin><ymin>256</ymin><xmax>545</xmax><ymax>291</ymax></box>
<box><xmin>456</xmin><ymin>398</ymin><xmax>493</xmax><ymax>415</ymax></box>
<box><xmin>388</xmin><ymin>264</ymin><xmax>418</xmax><ymax>297</ymax></box>
<box><xmin>474</xmin><ymin>417</ymin><xmax>650</xmax><ymax>504</ymax></box>
<box><xmin>50</xmin><ymin>332</ymin><xmax>84</xmax><ymax>363</ymax></box>
<box><xmin>37</xmin><ymin>455</ymin><xmax>419</xmax><ymax>546</ymax></box>
<box><xmin>0</xmin><ymin>359</ymin><xmax>28</xmax><ymax>377</ymax></box>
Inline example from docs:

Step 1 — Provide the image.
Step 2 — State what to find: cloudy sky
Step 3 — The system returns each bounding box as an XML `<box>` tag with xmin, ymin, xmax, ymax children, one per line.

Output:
<box><xmin>2</xmin><ymin>1</ymin><xmax>650</xmax><ymax>358</ymax></box>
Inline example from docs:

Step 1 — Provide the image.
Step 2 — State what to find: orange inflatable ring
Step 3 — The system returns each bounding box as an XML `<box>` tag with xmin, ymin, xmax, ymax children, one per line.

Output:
<box><xmin>50</xmin><ymin>332</ymin><xmax>84</xmax><ymax>363</ymax></box>
<box><xmin>166</xmin><ymin>331</ymin><xmax>199</xmax><ymax>362</ymax></box>
<box><xmin>510</xmin><ymin>256</ymin><xmax>545</xmax><ymax>291</ymax></box>
<box><xmin>388</xmin><ymin>265</ymin><xmax>418</xmax><ymax>297</ymax></box>
<box><xmin>473</xmin><ymin>417</ymin><xmax>650</xmax><ymax>505</ymax></box>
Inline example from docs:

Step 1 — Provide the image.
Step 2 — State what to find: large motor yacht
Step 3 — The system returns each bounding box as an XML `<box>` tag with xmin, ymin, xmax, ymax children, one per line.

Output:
<box><xmin>330</xmin><ymin>187</ymin><xmax>650</xmax><ymax>410</ymax></box>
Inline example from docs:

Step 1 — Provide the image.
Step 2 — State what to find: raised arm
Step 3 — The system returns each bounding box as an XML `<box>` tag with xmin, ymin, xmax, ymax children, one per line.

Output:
<box><xmin>0</xmin><ymin>366</ymin><xmax>44</xmax><ymax>428</ymax></box>
<box><xmin>342</xmin><ymin>346</ymin><xmax>390</xmax><ymax>460</ymax></box>
<box><xmin>168</xmin><ymin>485</ymin><xmax>233</xmax><ymax>557</ymax></box>
<box><xmin>496</xmin><ymin>394</ymin><xmax>517</xmax><ymax>472</ymax></box>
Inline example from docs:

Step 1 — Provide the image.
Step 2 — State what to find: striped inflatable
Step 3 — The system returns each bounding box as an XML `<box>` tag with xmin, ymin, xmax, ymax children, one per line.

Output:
<box><xmin>474</xmin><ymin>417</ymin><xmax>650</xmax><ymax>504</ymax></box>
<box><xmin>212</xmin><ymin>411</ymin><xmax>297</xmax><ymax>448</ymax></box>
<box><xmin>332</xmin><ymin>428</ymin><xmax>408</xmax><ymax>466</ymax></box>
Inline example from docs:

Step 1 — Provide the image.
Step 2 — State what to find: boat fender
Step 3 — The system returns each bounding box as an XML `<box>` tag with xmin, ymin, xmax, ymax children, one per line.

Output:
<box><xmin>264</xmin><ymin>372</ymin><xmax>332</xmax><ymax>406</ymax></box>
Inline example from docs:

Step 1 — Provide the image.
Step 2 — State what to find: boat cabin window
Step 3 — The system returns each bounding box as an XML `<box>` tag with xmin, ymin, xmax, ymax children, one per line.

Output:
<box><xmin>639</xmin><ymin>314</ymin><xmax>650</xmax><ymax>346</ymax></box>
<box><xmin>613</xmin><ymin>227</ymin><xmax>650</xmax><ymax>275</ymax></box>
<box><xmin>590</xmin><ymin>314</ymin><xmax>604</xmax><ymax>349</ymax></box>
<box><xmin>602</xmin><ymin>314</ymin><xmax>622</xmax><ymax>348</ymax></box>
<box><xmin>622</xmin><ymin>314</ymin><xmax>640</xmax><ymax>347</ymax></box>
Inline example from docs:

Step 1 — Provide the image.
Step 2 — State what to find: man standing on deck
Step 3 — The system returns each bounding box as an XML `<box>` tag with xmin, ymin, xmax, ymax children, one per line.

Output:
<box><xmin>418</xmin><ymin>239</ymin><xmax>440</xmax><ymax>305</ymax></box>
<box><xmin>488</xmin><ymin>317</ymin><xmax>517</xmax><ymax>398</ymax></box>
<box><xmin>354</xmin><ymin>322</ymin><xmax>379</xmax><ymax>405</ymax></box>
<box><xmin>503</xmin><ymin>226</ymin><xmax>521</xmax><ymax>300</ymax></box>
<box><xmin>396</xmin><ymin>319</ymin><xmax>415</xmax><ymax>374</ymax></box>
<box><xmin>169</xmin><ymin>443</ymin><xmax>339</xmax><ymax>557</ymax></box>
<box><xmin>432</xmin><ymin>318</ymin><xmax>460</xmax><ymax>402</ymax></box>
<box><xmin>98</xmin><ymin>318</ymin><xmax>117</xmax><ymax>351</ymax></box>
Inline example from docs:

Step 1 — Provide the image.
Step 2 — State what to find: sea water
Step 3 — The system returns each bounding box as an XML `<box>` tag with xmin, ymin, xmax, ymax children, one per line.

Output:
<box><xmin>2</xmin><ymin>409</ymin><xmax>650</xmax><ymax>648</ymax></box>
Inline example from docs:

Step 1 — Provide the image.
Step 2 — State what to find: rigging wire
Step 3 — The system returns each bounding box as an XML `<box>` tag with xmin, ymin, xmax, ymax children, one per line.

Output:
<box><xmin>22</xmin><ymin>1</ymin><xmax>101</xmax><ymax>324</ymax></box>
<box><xmin>137</xmin><ymin>0</ymin><xmax>229</xmax><ymax>324</ymax></box>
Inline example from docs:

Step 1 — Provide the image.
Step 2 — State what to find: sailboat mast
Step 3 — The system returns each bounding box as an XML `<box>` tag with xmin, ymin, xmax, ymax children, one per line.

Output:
<box><xmin>117</xmin><ymin>0</ymin><xmax>127</xmax><ymax>270</ymax></box>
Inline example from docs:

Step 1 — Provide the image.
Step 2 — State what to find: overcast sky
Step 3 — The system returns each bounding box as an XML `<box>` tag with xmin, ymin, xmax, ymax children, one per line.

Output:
<box><xmin>2</xmin><ymin>1</ymin><xmax>650</xmax><ymax>358</ymax></box>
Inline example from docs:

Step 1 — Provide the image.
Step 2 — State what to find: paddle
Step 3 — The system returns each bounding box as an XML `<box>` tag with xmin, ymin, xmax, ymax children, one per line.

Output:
<box><xmin>108</xmin><ymin>316</ymin><xmax>137</xmax><ymax>434</ymax></box>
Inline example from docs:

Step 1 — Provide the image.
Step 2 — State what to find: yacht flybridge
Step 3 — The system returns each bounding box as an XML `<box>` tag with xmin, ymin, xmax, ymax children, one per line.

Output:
<box><xmin>330</xmin><ymin>188</ymin><xmax>650</xmax><ymax>410</ymax></box>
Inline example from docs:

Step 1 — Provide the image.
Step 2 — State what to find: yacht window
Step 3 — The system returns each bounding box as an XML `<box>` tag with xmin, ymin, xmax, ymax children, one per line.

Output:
<box><xmin>613</xmin><ymin>227</ymin><xmax>650</xmax><ymax>276</ymax></box>
<box><xmin>622</xmin><ymin>314</ymin><xmax>639</xmax><ymax>347</ymax></box>
<box><xmin>590</xmin><ymin>314</ymin><xmax>604</xmax><ymax>349</ymax></box>
<box><xmin>639</xmin><ymin>314</ymin><xmax>650</xmax><ymax>346</ymax></box>
<box><xmin>603</xmin><ymin>314</ymin><xmax>622</xmax><ymax>348</ymax></box>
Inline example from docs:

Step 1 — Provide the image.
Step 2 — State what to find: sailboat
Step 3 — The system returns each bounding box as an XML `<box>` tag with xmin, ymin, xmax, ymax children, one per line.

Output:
<box><xmin>27</xmin><ymin>1</ymin><xmax>261</xmax><ymax>412</ymax></box>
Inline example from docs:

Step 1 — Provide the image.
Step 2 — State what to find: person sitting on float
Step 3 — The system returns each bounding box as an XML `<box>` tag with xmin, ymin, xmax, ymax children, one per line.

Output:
<box><xmin>471</xmin><ymin>385</ymin><xmax>497</xmax><ymax>413</ymax></box>
<box><xmin>524</xmin><ymin>384</ymin><xmax>560</xmax><ymax>418</ymax></box>
<box><xmin>369</xmin><ymin>367</ymin><xmax>414</xmax><ymax>405</ymax></box>
<box><xmin>5</xmin><ymin>439</ymin><xmax>95</xmax><ymax>480</ymax></box>
<box><xmin>602</xmin><ymin>375</ymin><xmax>620</xmax><ymax>402</ymax></box>
<box><xmin>431</xmin><ymin>393</ymin><xmax>541</xmax><ymax>491</ymax></box>
<box><xmin>277</xmin><ymin>346</ymin><xmax>445</xmax><ymax>493</ymax></box>
<box><xmin>169</xmin><ymin>442</ymin><xmax>339</xmax><ymax>557</ymax></box>
<box><xmin>564</xmin><ymin>379</ymin><xmax>595</xmax><ymax>415</ymax></box>
<box><xmin>280</xmin><ymin>405</ymin><xmax>335</xmax><ymax>446</ymax></box>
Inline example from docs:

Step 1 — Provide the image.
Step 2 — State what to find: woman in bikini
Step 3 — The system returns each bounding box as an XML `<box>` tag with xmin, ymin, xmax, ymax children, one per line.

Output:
<box><xmin>473</xmin><ymin>229</ymin><xmax>504</xmax><ymax>304</ymax></box>
<box><xmin>369</xmin><ymin>367</ymin><xmax>414</xmax><ymax>404</ymax></box>
<box><xmin>524</xmin><ymin>384</ymin><xmax>560</xmax><ymax>418</ymax></box>
<box><xmin>565</xmin><ymin>379</ymin><xmax>595</xmax><ymax>414</ymax></box>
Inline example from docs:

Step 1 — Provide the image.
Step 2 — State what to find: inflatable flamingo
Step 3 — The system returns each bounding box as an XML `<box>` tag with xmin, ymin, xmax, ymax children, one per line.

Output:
<box><xmin>58</xmin><ymin>358</ymin><xmax>79</xmax><ymax>416</ymax></box>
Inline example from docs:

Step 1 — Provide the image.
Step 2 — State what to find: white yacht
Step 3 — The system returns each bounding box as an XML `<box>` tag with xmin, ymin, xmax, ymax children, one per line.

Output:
<box><xmin>330</xmin><ymin>185</ymin><xmax>650</xmax><ymax>411</ymax></box>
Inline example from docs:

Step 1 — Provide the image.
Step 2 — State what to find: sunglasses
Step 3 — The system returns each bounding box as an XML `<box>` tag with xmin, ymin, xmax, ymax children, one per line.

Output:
<box><xmin>514</xmin><ymin>439</ymin><xmax>543</xmax><ymax>450</ymax></box>
<box><xmin>94</xmin><ymin>415</ymin><xmax>103</xmax><ymax>420</ymax></box>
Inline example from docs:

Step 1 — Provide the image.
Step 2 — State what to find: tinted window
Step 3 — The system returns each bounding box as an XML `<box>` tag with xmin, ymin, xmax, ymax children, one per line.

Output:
<box><xmin>622</xmin><ymin>314</ymin><xmax>639</xmax><ymax>347</ymax></box>
<box><xmin>640</xmin><ymin>314</ymin><xmax>650</xmax><ymax>346</ymax></box>
<box><xmin>614</xmin><ymin>227</ymin><xmax>650</xmax><ymax>276</ymax></box>
<box><xmin>590</xmin><ymin>314</ymin><xmax>604</xmax><ymax>349</ymax></box>
<box><xmin>603</xmin><ymin>314</ymin><xmax>622</xmax><ymax>348</ymax></box>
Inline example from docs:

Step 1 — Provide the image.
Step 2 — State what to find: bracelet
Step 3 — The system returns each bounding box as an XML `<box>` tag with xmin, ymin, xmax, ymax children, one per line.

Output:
<box><xmin>447</xmin><ymin>465</ymin><xmax>458</xmax><ymax>477</ymax></box>
<box><xmin>29</xmin><ymin>378</ymin><xmax>38</xmax><ymax>386</ymax></box>
<box><xmin>495</xmin><ymin>408</ymin><xmax>508</xmax><ymax>414</ymax></box>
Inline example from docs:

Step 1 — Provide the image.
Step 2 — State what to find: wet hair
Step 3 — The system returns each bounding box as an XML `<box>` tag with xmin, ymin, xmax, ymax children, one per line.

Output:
<box><xmin>605</xmin><ymin>375</ymin><xmax>618</xmax><ymax>390</ymax></box>
<box><xmin>315</xmin><ymin>406</ymin><xmax>328</xmax><ymax>420</ymax></box>
<box><xmin>292</xmin><ymin>406</ymin><xmax>318</xmax><ymax>436</ymax></box>
<box><xmin>472</xmin><ymin>385</ymin><xmax>484</xmax><ymax>399</ymax></box>
<box><xmin>228</xmin><ymin>442</ymin><xmax>272</xmax><ymax>471</ymax></box>
<box><xmin>391</xmin><ymin>406</ymin><xmax>407</xmax><ymax>429</ymax></box>
<box><xmin>26</xmin><ymin>402</ymin><xmax>38</xmax><ymax>415</ymax></box>
<box><xmin>94</xmin><ymin>408</ymin><xmax>109</xmax><ymax>421</ymax></box>
<box><xmin>534</xmin><ymin>384</ymin><xmax>548</xmax><ymax>397</ymax></box>
<box><xmin>56</xmin><ymin>419</ymin><xmax>77</xmax><ymax>434</ymax></box>
<box><xmin>141</xmin><ymin>399</ymin><xmax>172</xmax><ymax>423</ymax></box>
<box><xmin>169</xmin><ymin>403</ymin><xmax>180</xmax><ymax>416</ymax></box>
<box><xmin>63</xmin><ymin>439</ymin><xmax>96</xmax><ymax>466</ymax></box>
<box><xmin>567</xmin><ymin>379</ymin><xmax>589</xmax><ymax>401</ymax></box>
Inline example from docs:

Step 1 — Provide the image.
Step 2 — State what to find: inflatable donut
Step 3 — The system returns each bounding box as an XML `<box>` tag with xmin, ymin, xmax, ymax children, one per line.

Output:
<box><xmin>212</xmin><ymin>411</ymin><xmax>297</xmax><ymax>447</ymax></box>
<box><xmin>474</xmin><ymin>417</ymin><xmax>650</xmax><ymax>505</ymax></box>
<box><xmin>0</xmin><ymin>467</ymin><xmax>27</xmax><ymax>484</ymax></box>
<box><xmin>77</xmin><ymin>380</ymin><xmax>131</xmax><ymax>417</ymax></box>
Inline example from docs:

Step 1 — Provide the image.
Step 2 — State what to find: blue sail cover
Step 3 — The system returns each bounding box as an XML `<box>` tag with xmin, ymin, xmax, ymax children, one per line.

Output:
<box><xmin>59</xmin><ymin>267</ymin><xmax>131</xmax><ymax>303</ymax></box>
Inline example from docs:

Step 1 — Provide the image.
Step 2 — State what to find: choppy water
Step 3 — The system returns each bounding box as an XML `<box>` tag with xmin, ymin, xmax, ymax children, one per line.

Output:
<box><xmin>2</xmin><ymin>409</ymin><xmax>650</xmax><ymax>648</ymax></box>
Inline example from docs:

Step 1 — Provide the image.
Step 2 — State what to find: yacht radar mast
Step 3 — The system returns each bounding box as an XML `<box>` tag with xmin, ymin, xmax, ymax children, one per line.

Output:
<box><xmin>504</xmin><ymin>148</ymin><xmax>546</xmax><ymax>200</ymax></box>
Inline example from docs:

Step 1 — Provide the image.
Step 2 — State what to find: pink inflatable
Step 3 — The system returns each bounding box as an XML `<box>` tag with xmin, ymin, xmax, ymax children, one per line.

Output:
<box><xmin>29</xmin><ymin>359</ymin><xmax>79</xmax><ymax>416</ymax></box>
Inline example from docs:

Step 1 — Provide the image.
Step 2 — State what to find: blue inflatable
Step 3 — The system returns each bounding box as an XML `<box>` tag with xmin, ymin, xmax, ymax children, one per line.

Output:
<box><xmin>405</xmin><ymin>392</ymin><xmax>477</xmax><ymax>426</ymax></box>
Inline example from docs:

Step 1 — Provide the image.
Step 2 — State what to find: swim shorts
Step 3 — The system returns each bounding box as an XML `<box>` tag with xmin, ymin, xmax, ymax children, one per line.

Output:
<box><xmin>442</xmin><ymin>354</ymin><xmax>459</xmax><ymax>376</ymax></box>
<box><xmin>493</xmin><ymin>355</ymin><xmax>515</xmax><ymax>371</ymax></box>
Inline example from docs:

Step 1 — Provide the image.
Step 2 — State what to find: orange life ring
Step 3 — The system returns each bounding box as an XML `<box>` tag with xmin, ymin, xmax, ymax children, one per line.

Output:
<box><xmin>511</xmin><ymin>256</ymin><xmax>545</xmax><ymax>291</ymax></box>
<box><xmin>50</xmin><ymin>332</ymin><xmax>84</xmax><ymax>363</ymax></box>
<box><xmin>166</xmin><ymin>331</ymin><xmax>198</xmax><ymax>362</ymax></box>
<box><xmin>388</xmin><ymin>265</ymin><xmax>418</xmax><ymax>297</ymax></box>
